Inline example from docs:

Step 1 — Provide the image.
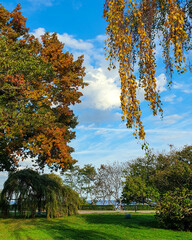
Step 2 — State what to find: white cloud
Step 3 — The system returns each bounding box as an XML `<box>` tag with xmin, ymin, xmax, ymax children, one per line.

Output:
<box><xmin>173</xmin><ymin>82</ymin><xmax>183</xmax><ymax>89</ymax></box>
<box><xmin>94</xmin><ymin>35</ymin><xmax>106</xmax><ymax>43</ymax></box>
<box><xmin>31</xmin><ymin>28</ymin><xmax>94</xmax><ymax>51</ymax></box>
<box><xmin>163</xmin><ymin>114</ymin><xmax>183</xmax><ymax>125</ymax></box>
<box><xmin>0</xmin><ymin>172</ymin><xmax>8</xmax><ymax>189</ymax></box>
<box><xmin>72</xmin><ymin>119</ymin><xmax>192</xmax><ymax>168</ymax></box>
<box><xmin>150</xmin><ymin>113</ymin><xmax>185</xmax><ymax>126</ymax></box>
<box><xmin>156</xmin><ymin>73</ymin><xmax>167</xmax><ymax>92</ymax></box>
<box><xmin>173</xmin><ymin>82</ymin><xmax>192</xmax><ymax>94</ymax></box>
<box><xmin>57</xmin><ymin>33</ymin><xmax>93</xmax><ymax>51</ymax></box>
<box><xmin>183</xmin><ymin>89</ymin><xmax>192</xmax><ymax>94</ymax></box>
<box><xmin>81</xmin><ymin>71</ymin><xmax>167</xmax><ymax>111</ymax></box>
<box><xmin>77</xmin><ymin>125</ymin><xmax>132</xmax><ymax>132</ymax></box>
<box><xmin>31</xmin><ymin>27</ymin><xmax>46</xmax><ymax>38</ymax></box>
<box><xmin>163</xmin><ymin>94</ymin><xmax>176</xmax><ymax>103</ymax></box>
<box><xmin>30</xmin><ymin>28</ymin><xmax>168</xmax><ymax>111</ymax></box>
<box><xmin>163</xmin><ymin>94</ymin><xmax>183</xmax><ymax>103</ymax></box>
<box><xmin>82</xmin><ymin>68</ymin><xmax>120</xmax><ymax>110</ymax></box>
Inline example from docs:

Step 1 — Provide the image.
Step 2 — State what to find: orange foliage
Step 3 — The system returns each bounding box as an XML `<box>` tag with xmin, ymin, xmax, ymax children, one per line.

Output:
<box><xmin>0</xmin><ymin>4</ymin><xmax>86</xmax><ymax>171</ymax></box>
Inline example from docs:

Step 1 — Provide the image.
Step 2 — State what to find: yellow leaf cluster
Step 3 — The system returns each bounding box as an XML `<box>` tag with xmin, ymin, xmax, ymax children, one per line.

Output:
<box><xmin>104</xmin><ymin>0</ymin><xmax>188</xmax><ymax>140</ymax></box>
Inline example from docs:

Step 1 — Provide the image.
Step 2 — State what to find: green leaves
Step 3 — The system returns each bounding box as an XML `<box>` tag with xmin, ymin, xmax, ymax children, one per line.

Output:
<box><xmin>0</xmin><ymin>169</ymin><xmax>81</xmax><ymax>218</ymax></box>
<box><xmin>122</xmin><ymin>145</ymin><xmax>192</xmax><ymax>230</ymax></box>
<box><xmin>156</xmin><ymin>188</ymin><xmax>192</xmax><ymax>231</ymax></box>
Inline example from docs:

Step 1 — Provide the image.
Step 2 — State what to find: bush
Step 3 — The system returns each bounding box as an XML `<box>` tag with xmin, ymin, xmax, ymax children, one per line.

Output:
<box><xmin>80</xmin><ymin>205</ymin><xmax>114</xmax><ymax>210</ymax></box>
<box><xmin>155</xmin><ymin>188</ymin><xmax>192</xmax><ymax>231</ymax></box>
<box><xmin>123</xmin><ymin>204</ymin><xmax>154</xmax><ymax>211</ymax></box>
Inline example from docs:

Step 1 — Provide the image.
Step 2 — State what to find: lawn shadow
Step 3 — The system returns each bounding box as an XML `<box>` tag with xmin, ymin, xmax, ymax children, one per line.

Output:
<box><xmin>2</xmin><ymin>218</ymin><xmax>121</xmax><ymax>240</ymax></box>
<box><xmin>79</xmin><ymin>213</ymin><xmax>159</xmax><ymax>230</ymax></box>
<box><xmin>40</xmin><ymin>220</ymin><xmax>120</xmax><ymax>240</ymax></box>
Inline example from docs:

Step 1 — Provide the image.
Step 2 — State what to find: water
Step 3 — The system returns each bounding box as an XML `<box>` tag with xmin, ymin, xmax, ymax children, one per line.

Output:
<box><xmin>87</xmin><ymin>200</ymin><xmax>116</xmax><ymax>205</ymax></box>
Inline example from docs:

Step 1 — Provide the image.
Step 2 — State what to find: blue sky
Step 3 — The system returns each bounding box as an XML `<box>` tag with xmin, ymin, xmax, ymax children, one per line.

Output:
<box><xmin>0</xmin><ymin>0</ymin><xmax>192</xmax><ymax>188</ymax></box>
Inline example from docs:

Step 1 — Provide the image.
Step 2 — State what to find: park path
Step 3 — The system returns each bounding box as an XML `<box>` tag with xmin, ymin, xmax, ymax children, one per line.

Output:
<box><xmin>78</xmin><ymin>210</ymin><xmax>156</xmax><ymax>214</ymax></box>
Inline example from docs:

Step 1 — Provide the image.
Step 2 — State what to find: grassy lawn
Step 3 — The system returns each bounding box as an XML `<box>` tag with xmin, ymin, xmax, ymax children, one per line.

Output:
<box><xmin>0</xmin><ymin>213</ymin><xmax>192</xmax><ymax>240</ymax></box>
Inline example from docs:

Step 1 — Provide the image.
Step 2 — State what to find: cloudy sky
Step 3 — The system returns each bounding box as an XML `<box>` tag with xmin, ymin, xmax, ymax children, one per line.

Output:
<box><xmin>0</xmin><ymin>0</ymin><xmax>192</xmax><ymax>188</ymax></box>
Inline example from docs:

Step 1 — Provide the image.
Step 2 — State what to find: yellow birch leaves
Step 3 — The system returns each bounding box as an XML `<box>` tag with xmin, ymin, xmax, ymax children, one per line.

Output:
<box><xmin>104</xmin><ymin>0</ymin><xmax>188</xmax><ymax>140</ymax></box>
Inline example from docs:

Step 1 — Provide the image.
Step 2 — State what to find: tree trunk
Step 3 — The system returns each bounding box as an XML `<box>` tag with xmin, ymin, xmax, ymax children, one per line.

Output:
<box><xmin>14</xmin><ymin>203</ymin><xmax>17</xmax><ymax>217</ymax></box>
<box><xmin>119</xmin><ymin>198</ymin><xmax>122</xmax><ymax>210</ymax></box>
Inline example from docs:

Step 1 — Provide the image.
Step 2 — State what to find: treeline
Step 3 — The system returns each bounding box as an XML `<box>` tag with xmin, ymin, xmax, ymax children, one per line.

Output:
<box><xmin>0</xmin><ymin>145</ymin><xmax>191</xmax><ymax>230</ymax></box>
<box><xmin>122</xmin><ymin>145</ymin><xmax>192</xmax><ymax>231</ymax></box>
<box><xmin>63</xmin><ymin>145</ymin><xmax>192</xmax><ymax>231</ymax></box>
<box><xmin>62</xmin><ymin>161</ymin><xmax>123</xmax><ymax>208</ymax></box>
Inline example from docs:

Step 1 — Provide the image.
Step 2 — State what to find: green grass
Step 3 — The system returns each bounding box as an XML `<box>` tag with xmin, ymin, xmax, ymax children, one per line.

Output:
<box><xmin>0</xmin><ymin>213</ymin><xmax>192</xmax><ymax>240</ymax></box>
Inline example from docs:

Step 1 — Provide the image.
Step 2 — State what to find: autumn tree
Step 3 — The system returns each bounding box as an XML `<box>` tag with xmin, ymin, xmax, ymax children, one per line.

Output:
<box><xmin>0</xmin><ymin>4</ymin><xmax>86</xmax><ymax>171</ymax></box>
<box><xmin>104</xmin><ymin>0</ymin><xmax>192</xmax><ymax>140</ymax></box>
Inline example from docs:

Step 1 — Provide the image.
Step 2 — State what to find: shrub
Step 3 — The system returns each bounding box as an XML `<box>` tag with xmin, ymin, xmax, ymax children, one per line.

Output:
<box><xmin>80</xmin><ymin>205</ymin><xmax>114</xmax><ymax>210</ymax></box>
<box><xmin>123</xmin><ymin>204</ymin><xmax>155</xmax><ymax>211</ymax></box>
<box><xmin>155</xmin><ymin>188</ymin><xmax>192</xmax><ymax>231</ymax></box>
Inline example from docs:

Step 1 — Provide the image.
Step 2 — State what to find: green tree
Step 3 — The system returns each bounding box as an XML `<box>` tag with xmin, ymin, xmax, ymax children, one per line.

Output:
<box><xmin>122</xmin><ymin>175</ymin><xmax>158</xmax><ymax>204</ymax></box>
<box><xmin>126</xmin><ymin>150</ymin><xmax>156</xmax><ymax>182</ymax></box>
<box><xmin>63</xmin><ymin>164</ymin><xmax>96</xmax><ymax>201</ymax></box>
<box><xmin>151</xmin><ymin>146</ymin><xmax>192</xmax><ymax>194</ymax></box>
<box><xmin>122</xmin><ymin>145</ymin><xmax>192</xmax><ymax>230</ymax></box>
<box><xmin>156</xmin><ymin>188</ymin><xmax>192</xmax><ymax>231</ymax></box>
<box><xmin>1</xmin><ymin>169</ymin><xmax>47</xmax><ymax>218</ymax></box>
<box><xmin>79</xmin><ymin>164</ymin><xmax>96</xmax><ymax>200</ymax></box>
<box><xmin>0</xmin><ymin>169</ymin><xmax>81</xmax><ymax>218</ymax></box>
<box><xmin>63</xmin><ymin>165</ymin><xmax>85</xmax><ymax>197</ymax></box>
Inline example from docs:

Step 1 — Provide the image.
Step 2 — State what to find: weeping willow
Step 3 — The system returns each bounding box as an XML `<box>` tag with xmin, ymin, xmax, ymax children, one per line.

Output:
<box><xmin>0</xmin><ymin>169</ymin><xmax>81</xmax><ymax>218</ymax></box>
